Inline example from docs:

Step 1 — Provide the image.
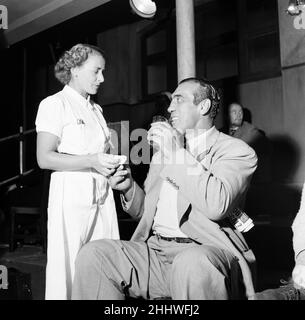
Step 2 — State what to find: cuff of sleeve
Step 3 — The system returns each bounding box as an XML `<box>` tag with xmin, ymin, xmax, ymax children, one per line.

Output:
<box><xmin>36</xmin><ymin>127</ymin><xmax>61</xmax><ymax>138</ymax></box>
<box><xmin>296</xmin><ymin>250</ymin><xmax>305</xmax><ymax>266</ymax></box>
<box><xmin>120</xmin><ymin>180</ymin><xmax>136</xmax><ymax>211</ymax></box>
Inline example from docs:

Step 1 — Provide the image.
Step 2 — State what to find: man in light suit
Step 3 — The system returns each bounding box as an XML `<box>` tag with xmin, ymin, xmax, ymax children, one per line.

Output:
<box><xmin>71</xmin><ymin>78</ymin><xmax>258</xmax><ymax>300</ymax></box>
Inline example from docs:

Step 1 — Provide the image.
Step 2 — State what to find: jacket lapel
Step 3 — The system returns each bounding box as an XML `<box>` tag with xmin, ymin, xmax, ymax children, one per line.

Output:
<box><xmin>144</xmin><ymin>152</ymin><xmax>164</xmax><ymax>193</ymax></box>
<box><xmin>177</xmin><ymin>128</ymin><xmax>220</xmax><ymax>222</ymax></box>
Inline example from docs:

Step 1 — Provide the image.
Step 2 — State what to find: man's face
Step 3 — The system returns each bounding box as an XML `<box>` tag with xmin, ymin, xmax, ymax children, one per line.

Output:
<box><xmin>167</xmin><ymin>82</ymin><xmax>201</xmax><ymax>135</ymax></box>
<box><xmin>229</xmin><ymin>103</ymin><xmax>243</xmax><ymax>127</ymax></box>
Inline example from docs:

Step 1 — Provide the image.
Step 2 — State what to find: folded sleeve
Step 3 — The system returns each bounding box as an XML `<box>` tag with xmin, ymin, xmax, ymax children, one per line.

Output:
<box><xmin>35</xmin><ymin>95</ymin><xmax>64</xmax><ymax>138</ymax></box>
<box><xmin>120</xmin><ymin>180</ymin><xmax>136</xmax><ymax>211</ymax></box>
<box><xmin>120</xmin><ymin>181</ymin><xmax>145</xmax><ymax>221</ymax></box>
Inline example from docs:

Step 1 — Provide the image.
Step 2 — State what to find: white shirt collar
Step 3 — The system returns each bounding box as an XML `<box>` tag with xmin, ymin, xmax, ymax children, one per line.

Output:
<box><xmin>185</xmin><ymin>126</ymin><xmax>215</xmax><ymax>157</ymax></box>
<box><xmin>63</xmin><ymin>85</ymin><xmax>91</xmax><ymax>106</ymax></box>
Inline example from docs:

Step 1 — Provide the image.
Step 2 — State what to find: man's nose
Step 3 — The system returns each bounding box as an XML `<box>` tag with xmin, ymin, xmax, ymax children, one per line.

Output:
<box><xmin>167</xmin><ymin>101</ymin><xmax>175</xmax><ymax>113</ymax></box>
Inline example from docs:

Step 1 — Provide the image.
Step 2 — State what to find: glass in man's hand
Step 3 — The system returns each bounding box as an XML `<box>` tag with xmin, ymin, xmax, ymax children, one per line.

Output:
<box><xmin>149</xmin><ymin>115</ymin><xmax>170</xmax><ymax>147</ymax></box>
<box><xmin>151</xmin><ymin>115</ymin><xmax>169</xmax><ymax>124</ymax></box>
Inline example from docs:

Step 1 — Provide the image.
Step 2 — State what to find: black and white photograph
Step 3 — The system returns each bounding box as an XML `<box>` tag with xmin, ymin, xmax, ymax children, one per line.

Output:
<box><xmin>0</xmin><ymin>0</ymin><xmax>305</xmax><ymax>308</ymax></box>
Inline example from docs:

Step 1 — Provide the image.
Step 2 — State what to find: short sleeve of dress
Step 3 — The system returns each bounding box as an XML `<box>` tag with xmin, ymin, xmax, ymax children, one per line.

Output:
<box><xmin>35</xmin><ymin>95</ymin><xmax>64</xmax><ymax>138</ymax></box>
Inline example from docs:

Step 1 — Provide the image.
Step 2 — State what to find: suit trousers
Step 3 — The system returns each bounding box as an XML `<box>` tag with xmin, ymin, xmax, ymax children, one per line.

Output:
<box><xmin>71</xmin><ymin>235</ymin><xmax>242</xmax><ymax>300</ymax></box>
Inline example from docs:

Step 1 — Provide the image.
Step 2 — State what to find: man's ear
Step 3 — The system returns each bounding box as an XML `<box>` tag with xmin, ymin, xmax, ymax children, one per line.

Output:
<box><xmin>199</xmin><ymin>98</ymin><xmax>211</xmax><ymax>116</ymax></box>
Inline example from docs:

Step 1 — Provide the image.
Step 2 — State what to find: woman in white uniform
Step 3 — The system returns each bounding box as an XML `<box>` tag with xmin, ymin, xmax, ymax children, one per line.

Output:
<box><xmin>36</xmin><ymin>44</ymin><xmax>123</xmax><ymax>300</ymax></box>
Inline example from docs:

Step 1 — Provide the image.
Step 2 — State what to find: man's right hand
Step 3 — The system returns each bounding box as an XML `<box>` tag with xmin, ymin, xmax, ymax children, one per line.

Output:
<box><xmin>109</xmin><ymin>165</ymin><xmax>134</xmax><ymax>200</ymax></box>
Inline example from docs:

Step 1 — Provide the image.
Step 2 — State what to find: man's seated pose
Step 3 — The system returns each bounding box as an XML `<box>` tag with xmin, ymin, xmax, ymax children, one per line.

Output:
<box><xmin>71</xmin><ymin>78</ymin><xmax>258</xmax><ymax>300</ymax></box>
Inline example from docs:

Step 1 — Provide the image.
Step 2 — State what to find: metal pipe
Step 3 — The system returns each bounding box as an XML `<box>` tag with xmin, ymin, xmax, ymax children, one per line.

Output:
<box><xmin>22</xmin><ymin>48</ymin><xmax>27</xmax><ymax>175</ymax></box>
<box><xmin>19</xmin><ymin>126</ymin><xmax>23</xmax><ymax>175</ymax></box>
<box><xmin>0</xmin><ymin>169</ymin><xmax>35</xmax><ymax>188</ymax></box>
<box><xmin>0</xmin><ymin>128</ymin><xmax>35</xmax><ymax>144</ymax></box>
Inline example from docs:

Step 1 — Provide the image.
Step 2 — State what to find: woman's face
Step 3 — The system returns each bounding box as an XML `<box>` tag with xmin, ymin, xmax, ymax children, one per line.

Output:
<box><xmin>71</xmin><ymin>53</ymin><xmax>105</xmax><ymax>97</ymax></box>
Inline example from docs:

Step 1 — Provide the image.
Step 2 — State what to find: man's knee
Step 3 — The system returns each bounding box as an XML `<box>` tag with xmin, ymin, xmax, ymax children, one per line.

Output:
<box><xmin>172</xmin><ymin>246</ymin><xmax>230</xmax><ymax>276</ymax></box>
<box><xmin>169</xmin><ymin>246</ymin><xmax>234</xmax><ymax>299</ymax></box>
<box><xmin>72</xmin><ymin>240</ymin><xmax>122</xmax><ymax>300</ymax></box>
<box><xmin>75</xmin><ymin>239</ymin><xmax>115</xmax><ymax>272</ymax></box>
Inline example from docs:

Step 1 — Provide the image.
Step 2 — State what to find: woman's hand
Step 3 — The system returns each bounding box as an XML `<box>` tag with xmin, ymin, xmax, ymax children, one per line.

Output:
<box><xmin>37</xmin><ymin>132</ymin><xmax>123</xmax><ymax>174</ymax></box>
<box><xmin>90</xmin><ymin>153</ymin><xmax>120</xmax><ymax>178</ymax></box>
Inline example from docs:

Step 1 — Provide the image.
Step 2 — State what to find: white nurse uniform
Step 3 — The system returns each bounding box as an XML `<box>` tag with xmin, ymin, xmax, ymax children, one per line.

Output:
<box><xmin>36</xmin><ymin>85</ymin><xmax>120</xmax><ymax>300</ymax></box>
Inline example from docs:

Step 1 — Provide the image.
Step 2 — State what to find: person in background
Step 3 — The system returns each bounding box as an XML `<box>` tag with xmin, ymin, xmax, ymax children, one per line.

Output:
<box><xmin>223</xmin><ymin>102</ymin><xmax>270</xmax><ymax>184</ymax></box>
<box><xmin>35</xmin><ymin>43</ymin><xmax>121</xmax><ymax>300</ymax></box>
<box><xmin>71</xmin><ymin>78</ymin><xmax>258</xmax><ymax>300</ymax></box>
<box><xmin>226</xmin><ymin>102</ymin><xmax>263</xmax><ymax>146</ymax></box>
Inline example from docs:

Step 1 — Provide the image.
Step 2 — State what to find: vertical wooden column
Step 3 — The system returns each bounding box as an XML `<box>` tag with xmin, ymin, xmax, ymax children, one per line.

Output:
<box><xmin>175</xmin><ymin>0</ymin><xmax>196</xmax><ymax>83</ymax></box>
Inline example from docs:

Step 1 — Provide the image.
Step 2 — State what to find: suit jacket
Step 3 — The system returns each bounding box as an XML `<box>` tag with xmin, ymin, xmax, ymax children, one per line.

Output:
<box><xmin>230</xmin><ymin>121</ymin><xmax>262</xmax><ymax>147</ymax></box>
<box><xmin>123</xmin><ymin>127</ymin><xmax>258</xmax><ymax>299</ymax></box>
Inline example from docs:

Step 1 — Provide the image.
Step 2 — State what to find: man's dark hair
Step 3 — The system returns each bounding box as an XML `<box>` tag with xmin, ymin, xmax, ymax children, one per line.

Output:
<box><xmin>179</xmin><ymin>77</ymin><xmax>221</xmax><ymax>119</ymax></box>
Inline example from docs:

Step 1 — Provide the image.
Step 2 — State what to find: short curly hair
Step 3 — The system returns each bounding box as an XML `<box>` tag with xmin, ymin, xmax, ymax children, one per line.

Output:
<box><xmin>54</xmin><ymin>44</ymin><xmax>105</xmax><ymax>85</ymax></box>
<box><xmin>179</xmin><ymin>77</ymin><xmax>221</xmax><ymax>119</ymax></box>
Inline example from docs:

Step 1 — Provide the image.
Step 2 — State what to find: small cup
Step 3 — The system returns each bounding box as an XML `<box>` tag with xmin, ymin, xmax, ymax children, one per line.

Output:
<box><xmin>112</xmin><ymin>155</ymin><xmax>127</xmax><ymax>165</ymax></box>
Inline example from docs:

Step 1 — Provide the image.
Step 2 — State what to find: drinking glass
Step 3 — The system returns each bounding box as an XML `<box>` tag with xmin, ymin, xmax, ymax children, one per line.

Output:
<box><xmin>151</xmin><ymin>115</ymin><xmax>169</xmax><ymax>124</ymax></box>
<box><xmin>149</xmin><ymin>115</ymin><xmax>169</xmax><ymax>147</ymax></box>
